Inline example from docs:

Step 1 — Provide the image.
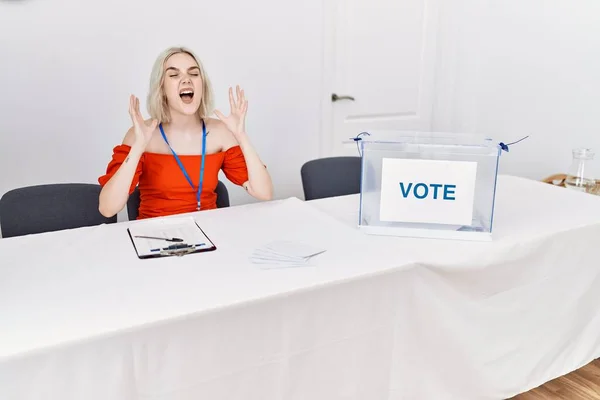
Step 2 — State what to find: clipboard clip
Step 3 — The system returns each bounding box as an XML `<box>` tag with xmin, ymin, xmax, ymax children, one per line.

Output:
<box><xmin>159</xmin><ymin>243</ymin><xmax>199</xmax><ymax>257</ymax></box>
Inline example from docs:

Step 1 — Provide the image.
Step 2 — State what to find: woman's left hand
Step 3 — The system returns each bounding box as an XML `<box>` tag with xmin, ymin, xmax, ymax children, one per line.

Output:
<box><xmin>215</xmin><ymin>85</ymin><xmax>248</xmax><ymax>137</ymax></box>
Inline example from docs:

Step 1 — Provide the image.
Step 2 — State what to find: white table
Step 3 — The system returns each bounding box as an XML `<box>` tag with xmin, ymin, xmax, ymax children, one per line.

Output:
<box><xmin>1</xmin><ymin>175</ymin><xmax>600</xmax><ymax>399</ymax></box>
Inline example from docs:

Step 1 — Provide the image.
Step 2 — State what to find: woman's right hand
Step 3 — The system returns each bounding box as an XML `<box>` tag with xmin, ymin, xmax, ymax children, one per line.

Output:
<box><xmin>128</xmin><ymin>95</ymin><xmax>158</xmax><ymax>150</ymax></box>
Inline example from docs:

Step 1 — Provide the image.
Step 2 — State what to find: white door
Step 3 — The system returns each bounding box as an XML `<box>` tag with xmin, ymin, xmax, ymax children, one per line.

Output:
<box><xmin>321</xmin><ymin>0</ymin><xmax>440</xmax><ymax>156</ymax></box>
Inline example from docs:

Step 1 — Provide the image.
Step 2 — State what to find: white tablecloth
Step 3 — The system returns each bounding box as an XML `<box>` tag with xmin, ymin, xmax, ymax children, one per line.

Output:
<box><xmin>1</xmin><ymin>175</ymin><xmax>600</xmax><ymax>399</ymax></box>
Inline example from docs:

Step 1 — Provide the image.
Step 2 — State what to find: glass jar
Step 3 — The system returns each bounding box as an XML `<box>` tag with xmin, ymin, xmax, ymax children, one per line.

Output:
<box><xmin>565</xmin><ymin>148</ymin><xmax>595</xmax><ymax>193</ymax></box>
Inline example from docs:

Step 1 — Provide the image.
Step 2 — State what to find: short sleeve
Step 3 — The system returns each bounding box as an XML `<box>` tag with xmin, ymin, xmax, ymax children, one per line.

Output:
<box><xmin>222</xmin><ymin>145</ymin><xmax>250</xmax><ymax>186</ymax></box>
<box><xmin>98</xmin><ymin>144</ymin><xmax>144</xmax><ymax>195</ymax></box>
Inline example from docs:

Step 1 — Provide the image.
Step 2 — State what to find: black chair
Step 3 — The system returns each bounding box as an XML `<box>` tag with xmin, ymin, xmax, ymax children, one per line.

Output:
<box><xmin>215</xmin><ymin>181</ymin><xmax>231</xmax><ymax>208</ymax></box>
<box><xmin>127</xmin><ymin>180</ymin><xmax>230</xmax><ymax>220</ymax></box>
<box><xmin>300</xmin><ymin>156</ymin><xmax>362</xmax><ymax>201</ymax></box>
<box><xmin>0</xmin><ymin>183</ymin><xmax>117</xmax><ymax>238</ymax></box>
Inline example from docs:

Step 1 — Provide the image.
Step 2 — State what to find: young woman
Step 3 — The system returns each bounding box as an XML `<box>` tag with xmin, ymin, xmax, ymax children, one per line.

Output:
<box><xmin>98</xmin><ymin>47</ymin><xmax>273</xmax><ymax>219</ymax></box>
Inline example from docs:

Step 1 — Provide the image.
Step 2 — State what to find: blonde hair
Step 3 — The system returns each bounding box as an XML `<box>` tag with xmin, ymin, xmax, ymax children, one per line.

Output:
<box><xmin>147</xmin><ymin>46</ymin><xmax>214</xmax><ymax>123</ymax></box>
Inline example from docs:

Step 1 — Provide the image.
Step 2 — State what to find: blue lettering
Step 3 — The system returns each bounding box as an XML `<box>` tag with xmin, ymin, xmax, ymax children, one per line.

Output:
<box><xmin>398</xmin><ymin>182</ymin><xmax>456</xmax><ymax>200</ymax></box>
<box><xmin>414</xmin><ymin>183</ymin><xmax>428</xmax><ymax>199</ymax></box>
<box><xmin>443</xmin><ymin>185</ymin><xmax>456</xmax><ymax>200</ymax></box>
<box><xmin>430</xmin><ymin>184</ymin><xmax>442</xmax><ymax>199</ymax></box>
<box><xmin>399</xmin><ymin>182</ymin><xmax>413</xmax><ymax>198</ymax></box>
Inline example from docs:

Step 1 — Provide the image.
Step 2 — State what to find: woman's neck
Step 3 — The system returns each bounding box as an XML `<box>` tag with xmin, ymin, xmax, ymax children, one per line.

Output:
<box><xmin>166</xmin><ymin>112</ymin><xmax>202</xmax><ymax>133</ymax></box>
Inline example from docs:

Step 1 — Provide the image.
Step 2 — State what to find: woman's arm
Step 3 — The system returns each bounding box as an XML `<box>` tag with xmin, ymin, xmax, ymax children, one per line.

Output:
<box><xmin>233</xmin><ymin>132</ymin><xmax>273</xmax><ymax>200</ymax></box>
<box><xmin>98</xmin><ymin>131</ymin><xmax>144</xmax><ymax>217</ymax></box>
<box><xmin>214</xmin><ymin>86</ymin><xmax>273</xmax><ymax>201</ymax></box>
<box><xmin>98</xmin><ymin>96</ymin><xmax>158</xmax><ymax>217</ymax></box>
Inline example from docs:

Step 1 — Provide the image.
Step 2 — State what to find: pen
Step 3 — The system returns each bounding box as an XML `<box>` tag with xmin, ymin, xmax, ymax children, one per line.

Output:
<box><xmin>135</xmin><ymin>235</ymin><xmax>184</xmax><ymax>242</ymax></box>
<box><xmin>150</xmin><ymin>243</ymin><xmax>207</xmax><ymax>252</ymax></box>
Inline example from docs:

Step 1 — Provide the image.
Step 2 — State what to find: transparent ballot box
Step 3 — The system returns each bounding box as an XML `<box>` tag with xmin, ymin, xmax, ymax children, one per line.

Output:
<box><xmin>356</xmin><ymin>132</ymin><xmax>501</xmax><ymax>241</ymax></box>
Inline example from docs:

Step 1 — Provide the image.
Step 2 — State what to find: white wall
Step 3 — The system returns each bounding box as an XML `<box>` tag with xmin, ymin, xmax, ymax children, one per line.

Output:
<box><xmin>0</xmin><ymin>0</ymin><xmax>324</xmax><ymax>214</ymax></box>
<box><xmin>2</xmin><ymin>0</ymin><xmax>600</xmax><ymax>224</ymax></box>
<box><xmin>433</xmin><ymin>0</ymin><xmax>600</xmax><ymax>180</ymax></box>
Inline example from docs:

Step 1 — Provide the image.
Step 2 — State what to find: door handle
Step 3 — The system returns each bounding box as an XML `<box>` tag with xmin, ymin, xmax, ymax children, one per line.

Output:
<box><xmin>331</xmin><ymin>93</ymin><xmax>355</xmax><ymax>102</ymax></box>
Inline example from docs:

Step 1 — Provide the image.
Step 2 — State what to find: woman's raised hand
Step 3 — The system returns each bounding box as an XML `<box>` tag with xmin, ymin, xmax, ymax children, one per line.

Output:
<box><xmin>214</xmin><ymin>85</ymin><xmax>248</xmax><ymax>138</ymax></box>
<box><xmin>128</xmin><ymin>95</ymin><xmax>158</xmax><ymax>150</ymax></box>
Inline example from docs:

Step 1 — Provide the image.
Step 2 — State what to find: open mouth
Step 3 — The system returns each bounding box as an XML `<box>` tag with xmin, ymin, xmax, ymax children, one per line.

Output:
<box><xmin>179</xmin><ymin>89</ymin><xmax>194</xmax><ymax>104</ymax></box>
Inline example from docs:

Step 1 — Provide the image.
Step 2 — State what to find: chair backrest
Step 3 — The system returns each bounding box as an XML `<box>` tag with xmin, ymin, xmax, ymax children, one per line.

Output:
<box><xmin>0</xmin><ymin>183</ymin><xmax>117</xmax><ymax>238</ymax></box>
<box><xmin>127</xmin><ymin>180</ymin><xmax>230</xmax><ymax>220</ymax></box>
<box><xmin>300</xmin><ymin>156</ymin><xmax>362</xmax><ymax>201</ymax></box>
<box><xmin>215</xmin><ymin>180</ymin><xmax>230</xmax><ymax>208</ymax></box>
<box><xmin>127</xmin><ymin>188</ymin><xmax>142</xmax><ymax>221</ymax></box>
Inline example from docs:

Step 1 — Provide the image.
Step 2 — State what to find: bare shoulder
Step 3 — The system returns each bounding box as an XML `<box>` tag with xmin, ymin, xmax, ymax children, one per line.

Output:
<box><xmin>122</xmin><ymin>125</ymin><xmax>137</xmax><ymax>146</ymax></box>
<box><xmin>205</xmin><ymin>118</ymin><xmax>239</xmax><ymax>150</ymax></box>
<box><xmin>121</xmin><ymin>119</ymin><xmax>160</xmax><ymax>147</ymax></box>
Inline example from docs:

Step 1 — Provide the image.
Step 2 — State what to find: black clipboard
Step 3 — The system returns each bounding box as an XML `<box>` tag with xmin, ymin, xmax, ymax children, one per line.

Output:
<box><xmin>127</xmin><ymin>219</ymin><xmax>217</xmax><ymax>259</ymax></box>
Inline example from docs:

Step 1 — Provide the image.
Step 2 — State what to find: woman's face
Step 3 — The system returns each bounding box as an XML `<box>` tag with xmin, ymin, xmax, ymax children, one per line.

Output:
<box><xmin>163</xmin><ymin>52</ymin><xmax>203</xmax><ymax>117</ymax></box>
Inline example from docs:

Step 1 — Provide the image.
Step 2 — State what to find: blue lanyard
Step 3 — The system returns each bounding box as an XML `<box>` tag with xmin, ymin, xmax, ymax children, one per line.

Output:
<box><xmin>159</xmin><ymin>121</ymin><xmax>207</xmax><ymax>211</ymax></box>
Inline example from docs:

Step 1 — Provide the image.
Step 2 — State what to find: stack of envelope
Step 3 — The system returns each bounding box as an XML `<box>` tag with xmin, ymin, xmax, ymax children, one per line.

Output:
<box><xmin>250</xmin><ymin>240</ymin><xmax>326</xmax><ymax>269</ymax></box>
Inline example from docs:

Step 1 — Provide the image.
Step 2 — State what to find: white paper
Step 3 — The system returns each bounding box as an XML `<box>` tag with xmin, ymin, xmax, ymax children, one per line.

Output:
<box><xmin>128</xmin><ymin>217</ymin><xmax>214</xmax><ymax>257</ymax></box>
<box><xmin>263</xmin><ymin>241</ymin><xmax>326</xmax><ymax>258</ymax></box>
<box><xmin>379</xmin><ymin>158</ymin><xmax>478</xmax><ymax>225</ymax></box>
<box><xmin>251</xmin><ymin>240</ymin><xmax>326</xmax><ymax>269</ymax></box>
